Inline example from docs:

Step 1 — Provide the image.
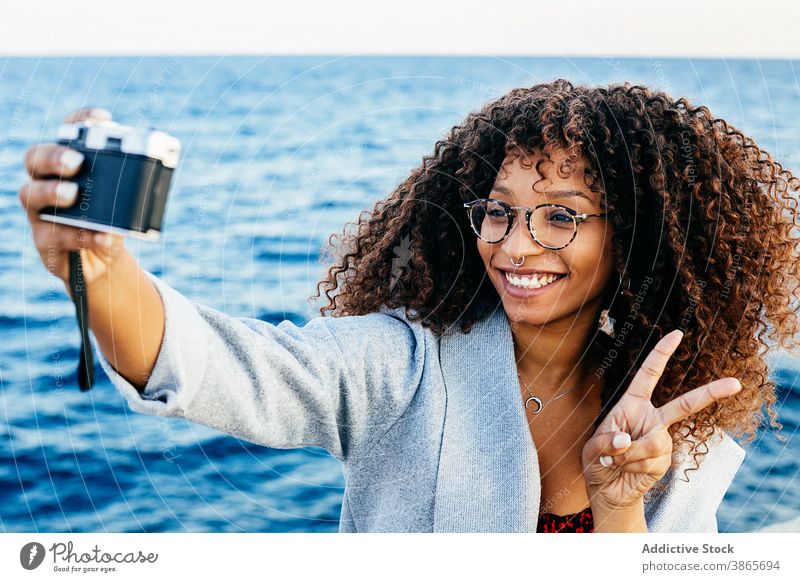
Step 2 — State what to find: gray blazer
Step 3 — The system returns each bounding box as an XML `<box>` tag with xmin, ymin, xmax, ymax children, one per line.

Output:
<box><xmin>94</xmin><ymin>270</ymin><xmax>747</xmax><ymax>532</ymax></box>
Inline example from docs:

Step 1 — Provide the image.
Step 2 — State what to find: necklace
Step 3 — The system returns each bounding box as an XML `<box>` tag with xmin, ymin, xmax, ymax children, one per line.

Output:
<box><xmin>517</xmin><ymin>372</ymin><xmax>589</xmax><ymax>414</ymax></box>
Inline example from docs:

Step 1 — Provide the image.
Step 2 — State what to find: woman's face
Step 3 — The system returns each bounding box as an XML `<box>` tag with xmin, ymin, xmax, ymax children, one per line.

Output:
<box><xmin>476</xmin><ymin>147</ymin><xmax>615</xmax><ymax>329</ymax></box>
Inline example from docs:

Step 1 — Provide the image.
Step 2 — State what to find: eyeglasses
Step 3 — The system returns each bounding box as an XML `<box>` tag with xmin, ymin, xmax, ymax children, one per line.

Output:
<box><xmin>463</xmin><ymin>198</ymin><xmax>607</xmax><ymax>250</ymax></box>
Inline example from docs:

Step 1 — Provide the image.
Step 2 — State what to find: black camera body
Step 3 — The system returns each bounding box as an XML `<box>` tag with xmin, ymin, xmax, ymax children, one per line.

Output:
<box><xmin>38</xmin><ymin>120</ymin><xmax>180</xmax><ymax>241</ymax></box>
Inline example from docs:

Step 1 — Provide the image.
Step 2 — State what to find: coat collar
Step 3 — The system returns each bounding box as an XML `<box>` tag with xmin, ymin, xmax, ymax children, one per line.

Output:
<box><xmin>431</xmin><ymin>302</ymin><xmax>746</xmax><ymax>532</ymax></box>
<box><xmin>434</xmin><ymin>302</ymin><xmax>541</xmax><ymax>532</ymax></box>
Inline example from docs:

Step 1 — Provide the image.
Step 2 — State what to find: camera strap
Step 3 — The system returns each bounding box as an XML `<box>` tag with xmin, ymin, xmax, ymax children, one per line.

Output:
<box><xmin>68</xmin><ymin>249</ymin><xmax>95</xmax><ymax>391</ymax></box>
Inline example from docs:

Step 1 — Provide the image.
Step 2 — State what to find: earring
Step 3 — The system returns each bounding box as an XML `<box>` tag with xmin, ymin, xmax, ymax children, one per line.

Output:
<box><xmin>598</xmin><ymin>309</ymin><xmax>616</xmax><ymax>338</ymax></box>
<box><xmin>598</xmin><ymin>273</ymin><xmax>627</xmax><ymax>338</ymax></box>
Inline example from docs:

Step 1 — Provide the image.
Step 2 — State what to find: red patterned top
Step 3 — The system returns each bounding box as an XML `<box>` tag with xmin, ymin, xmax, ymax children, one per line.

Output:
<box><xmin>537</xmin><ymin>507</ymin><xmax>594</xmax><ymax>533</ymax></box>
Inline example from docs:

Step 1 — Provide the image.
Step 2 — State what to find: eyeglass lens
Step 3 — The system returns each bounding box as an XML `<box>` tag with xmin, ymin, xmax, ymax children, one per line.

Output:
<box><xmin>468</xmin><ymin>200</ymin><xmax>576</xmax><ymax>247</ymax></box>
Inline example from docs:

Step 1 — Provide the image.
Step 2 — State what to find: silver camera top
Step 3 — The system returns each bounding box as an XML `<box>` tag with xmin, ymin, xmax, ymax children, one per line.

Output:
<box><xmin>57</xmin><ymin>120</ymin><xmax>181</xmax><ymax>168</ymax></box>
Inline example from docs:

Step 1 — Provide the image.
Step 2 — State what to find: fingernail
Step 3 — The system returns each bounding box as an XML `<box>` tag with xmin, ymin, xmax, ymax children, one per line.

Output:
<box><xmin>60</xmin><ymin>149</ymin><xmax>85</xmax><ymax>171</ymax></box>
<box><xmin>613</xmin><ymin>432</ymin><xmax>631</xmax><ymax>449</ymax></box>
<box><xmin>599</xmin><ymin>455</ymin><xmax>613</xmax><ymax>467</ymax></box>
<box><xmin>94</xmin><ymin>232</ymin><xmax>113</xmax><ymax>246</ymax></box>
<box><xmin>55</xmin><ymin>182</ymin><xmax>78</xmax><ymax>204</ymax></box>
<box><xmin>662</xmin><ymin>329</ymin><xmax>684</xmax><ymax>348</ymax></box>
<box><xmin>89</xmin><ymin>107</ymin><xmax>112</xmax><ymax>120</ymax></box>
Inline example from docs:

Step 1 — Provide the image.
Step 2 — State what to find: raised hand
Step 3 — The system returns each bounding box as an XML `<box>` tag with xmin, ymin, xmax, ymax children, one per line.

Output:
<box><xmin>581</xmin><ymin>330</ymin><xmax>742</xmax><ymax>512</ymax></box>
<box><xmin>18</xmin><ymin>107</ymin><xmax>126</xmax><ymax>295</ymax></box>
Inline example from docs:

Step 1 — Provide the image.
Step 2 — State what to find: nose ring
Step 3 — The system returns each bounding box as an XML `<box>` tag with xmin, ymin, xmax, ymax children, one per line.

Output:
<box><xmin>510</xmin><ymin>256</ymin><xmax>525</xmax><ymax>267</ymax></box>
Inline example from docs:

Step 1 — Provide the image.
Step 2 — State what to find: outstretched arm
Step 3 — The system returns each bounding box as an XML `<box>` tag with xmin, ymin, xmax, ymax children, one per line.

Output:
<box><xmin>93</xmin><ymin>269</ymin><xmax>429</xmax><ymax>464</ymax></box>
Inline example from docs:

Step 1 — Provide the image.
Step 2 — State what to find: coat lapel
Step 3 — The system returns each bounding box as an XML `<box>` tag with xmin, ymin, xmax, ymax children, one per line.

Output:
<box><xmin>430</xmin><ymin>303</ymin><xmax>746</xmax><ymax>533</ymax></box>
<box><xmin>433</xmin><ymin>303</ymin><xmax>541</xmax><ymax>532</ymax></box>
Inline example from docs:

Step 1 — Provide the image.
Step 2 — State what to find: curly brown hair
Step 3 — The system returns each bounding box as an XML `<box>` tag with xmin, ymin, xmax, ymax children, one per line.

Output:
<box><xmin>311</xmin><ymin>79</ymin><xmax>800</xmax><ymax>482</ymax></box>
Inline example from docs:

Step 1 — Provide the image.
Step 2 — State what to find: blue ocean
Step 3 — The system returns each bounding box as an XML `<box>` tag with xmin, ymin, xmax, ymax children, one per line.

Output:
<box><xmin>0</xmin><ymin>56</ymin><xmax>798</xmax><ymax>533</ymax></box>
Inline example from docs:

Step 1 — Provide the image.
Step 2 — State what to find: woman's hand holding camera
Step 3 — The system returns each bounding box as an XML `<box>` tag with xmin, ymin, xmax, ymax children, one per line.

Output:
<box><xmin>581</xmin><ymin>330</ymin><xmax>742</xmax><ymax>532</ymax></box>
<box><xmin>18</xmin><ymin>107</ymin><xmax>127</xmax><ymax>294</ymax></box>
<box><xmin>18</xmin><ymin>107</ymin><xmax>164</xmax><ymax>391</ymax></box>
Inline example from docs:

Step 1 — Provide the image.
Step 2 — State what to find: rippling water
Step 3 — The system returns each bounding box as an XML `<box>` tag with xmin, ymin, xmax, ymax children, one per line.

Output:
<box><xmin>0</xmin><ymin>56</ymin><xmax>798</xmax><ymax>532</ymax></box>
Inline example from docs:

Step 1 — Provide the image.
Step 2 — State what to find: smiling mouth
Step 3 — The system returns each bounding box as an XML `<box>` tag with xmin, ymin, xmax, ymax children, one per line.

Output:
<box><xmin>501</xmin><ymin>270</ymin><xmax>567</xmax><ymax>290</ymax></box>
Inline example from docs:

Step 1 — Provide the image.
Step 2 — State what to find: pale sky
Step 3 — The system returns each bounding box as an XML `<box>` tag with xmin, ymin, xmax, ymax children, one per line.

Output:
<box><xmin>2</xmin><ymin>0</ymin><xmax>798</xmax><ymax>58</ymax></box>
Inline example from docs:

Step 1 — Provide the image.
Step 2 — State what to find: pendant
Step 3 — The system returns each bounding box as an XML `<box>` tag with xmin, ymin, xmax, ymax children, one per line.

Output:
<box><xmin>525</xmin><ymin>396</ymin><xmax>543</xmax><ymax>414</ymax></box>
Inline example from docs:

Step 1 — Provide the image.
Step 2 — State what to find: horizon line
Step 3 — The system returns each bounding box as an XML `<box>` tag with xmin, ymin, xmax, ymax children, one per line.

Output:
<box><xmin>2</xmin><ymin>53</ymin><xmax>799</xmax><ymax>61</ymax></box>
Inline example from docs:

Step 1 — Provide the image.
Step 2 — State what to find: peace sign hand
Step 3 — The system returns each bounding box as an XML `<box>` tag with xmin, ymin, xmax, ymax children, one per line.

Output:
<box><xmin>581</xmin><ymin>330</ymin><xmax>742</xmax><ymax>512</ymax></box>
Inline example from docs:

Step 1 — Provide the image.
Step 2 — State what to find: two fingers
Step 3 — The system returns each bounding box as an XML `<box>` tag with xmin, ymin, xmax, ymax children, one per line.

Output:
<box><xmin>20</xmin><ymin>148</ymin><xmax>116</xmax><ymax>251</ymax></box>
<box><xmin>20</xmin><ymin>152</ymin><xmax>85</xmax><ymax>221</ymax></box>
<box><xmin>20</xmin><ymin>107</ymin><xmax>118</xmax><ymax>251</ymax></box>
<box><xmin>584</xmin><ymin>328</ymin><xmax>744</xmax><ymax>479</ymax></box>
<box><xmin>628</xmin><ymin>329</ymin><xmax>742</xmax><ymax>426</ymax></box>
<box><xmin>23</xmin><ymin>106</ymin><xmax>111</xmax><ymax>180</ymax></box>
<box><xmin>585</xmin><ymin>429</ymin><xmax>672</xmax><ymax>476</ymax></box>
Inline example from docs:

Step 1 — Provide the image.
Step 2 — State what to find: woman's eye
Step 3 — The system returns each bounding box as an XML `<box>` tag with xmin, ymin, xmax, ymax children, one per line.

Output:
<box><xmin>484</xmin><ymin>202</ymin><xmax>507</xmax><ymax>218</ymax></box>
<box><xmin>549</xmin><ymin>211</ymin><xmax>572</xmax><ymax>222</ymax></box>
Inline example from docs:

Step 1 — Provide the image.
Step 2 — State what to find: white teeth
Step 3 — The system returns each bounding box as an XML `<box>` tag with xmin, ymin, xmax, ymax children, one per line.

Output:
<box><xmin>504</xmin><ymin>271</ymin><xmax>563</xmax><ymax>290</ymax></box>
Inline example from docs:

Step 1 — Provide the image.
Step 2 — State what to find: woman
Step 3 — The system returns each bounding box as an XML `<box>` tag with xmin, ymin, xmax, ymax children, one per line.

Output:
<box><xmin>19</xmin><ymin>80</ymin><xmax>799</xmax><ymax>533</ymax></box>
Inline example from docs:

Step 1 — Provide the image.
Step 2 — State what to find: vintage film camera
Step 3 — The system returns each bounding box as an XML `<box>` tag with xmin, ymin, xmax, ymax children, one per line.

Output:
<box><xmin>38</xmin><ymin>119</ymin><xmax>180</xmax><ymax>240</ymax></box>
